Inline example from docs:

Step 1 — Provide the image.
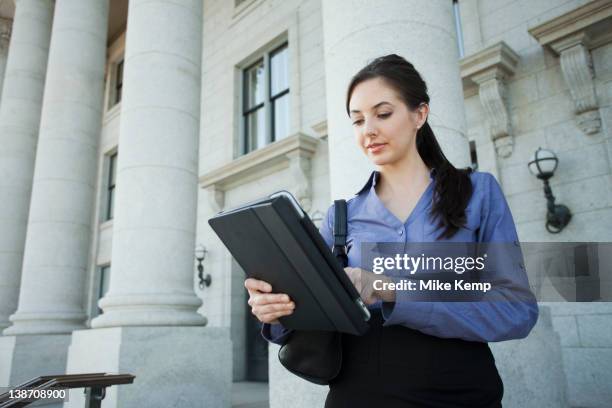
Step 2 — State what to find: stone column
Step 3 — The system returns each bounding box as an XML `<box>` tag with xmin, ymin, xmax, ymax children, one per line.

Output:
<box><xmin>4</xmin><ymin>0</ymin><xmax>109</xmax><ymax>336</ymax></box>
<box><xmin>0</xmin><ymin>17</ymin><xmax>12</xmax><ymax>105</ymax></box>
<box><xmin>63</xmin><ymin>3</ymin><xmax>231</xmax><ymax>407</ymax></box>
<box><xmin>0</xmin><ymin>0</ymin><xmax>53</xmax><ymax>333</ymax></box>
<box><xmin>91</xmin><ymin>0</ymin><xmax>206</xmax><ymax>329</ymax></box>
<box><xmin>321</xmin><ymin>0</ymin><xmax>470</xmax><ymax>199</ymax></box>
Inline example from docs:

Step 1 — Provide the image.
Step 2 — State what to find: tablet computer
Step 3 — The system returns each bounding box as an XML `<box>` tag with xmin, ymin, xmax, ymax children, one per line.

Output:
<box><xmin>208</xmin><ymin>191</ymin><xmax>370</xmax><ymax>335</ymax></box>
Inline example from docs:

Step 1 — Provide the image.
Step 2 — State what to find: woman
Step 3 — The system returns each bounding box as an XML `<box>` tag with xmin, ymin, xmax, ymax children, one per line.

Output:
<box><xmin>245</xmin><ymin>54</ymin><xmax>538</xmax><ymax>407</ymax></box>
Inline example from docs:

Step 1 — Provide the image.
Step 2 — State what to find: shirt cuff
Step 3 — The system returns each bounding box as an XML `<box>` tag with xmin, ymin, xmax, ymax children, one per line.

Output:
<box><xmin>381</xmin><ymin>287</ymin><xmax>435</xmax><ymax>330</ymax></box>
<box><xmin>261</xmin><ymin>322</ymin><xmax>293</xmax><ymax>345</ymax></box>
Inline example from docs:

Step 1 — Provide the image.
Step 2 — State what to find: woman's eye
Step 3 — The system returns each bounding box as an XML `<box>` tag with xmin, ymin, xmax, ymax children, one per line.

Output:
<box><xmin>352</xmin><ymin>119</ymin><xmax>364</xmax><ymax>126</ymax></box>
<box><xmin>378</xmin><ymin>112</ymin><xmax>391</xmax><ymax>119</ymax></box>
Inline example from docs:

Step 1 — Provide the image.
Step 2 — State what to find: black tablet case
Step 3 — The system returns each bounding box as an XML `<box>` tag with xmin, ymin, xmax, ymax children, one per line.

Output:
<box><xmin>208</xmin><ymin>193</ymin><xmax>370</xmax><ymax>335</ymax></box>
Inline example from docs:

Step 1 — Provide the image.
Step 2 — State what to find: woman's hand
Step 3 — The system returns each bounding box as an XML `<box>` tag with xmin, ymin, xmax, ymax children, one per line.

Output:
<box><xmin>245</xmin><ymin>278</ymin><xmax>295</xmax><ymax>324</ymax></box>
<box><xmin>344</xmin><ymin>267</ymin><xmax>396</xmax><ymax>304</ymax></box>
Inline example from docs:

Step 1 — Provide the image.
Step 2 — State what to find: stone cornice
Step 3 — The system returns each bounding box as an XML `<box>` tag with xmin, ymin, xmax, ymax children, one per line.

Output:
<box><xmin>528</xmin><ymin>0</ymin><xmax>612</xmax><ymax>50</ymax></box>
<box><xmin>528</xmin><ymin>1</ymin><xmax>609</xmax><ymax>135</ymax></box>
<box><xmin>199</xmin><ymin>132</ymin><xmax>319</xmax><ymax>211</ymax></box>
<box><xmin>460</xmin><ymin>42</ymin><xmax>519</xmax><ymax>158</ymax></box>
<box><xmin>460</xmin><ymin>41</ymin><xmax>520</xmax><ymax>83</ymax></box>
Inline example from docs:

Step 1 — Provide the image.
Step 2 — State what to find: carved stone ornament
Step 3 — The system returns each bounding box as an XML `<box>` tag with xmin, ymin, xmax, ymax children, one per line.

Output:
<box><xmin>529</xmin><ymin>0</ymin><xmax>612</xmax><ymax>135</ymax></box>
<box><xmin>460</xmin><ymin>42</ymin><xmax>519</xmax><ymax>158</ymax></box>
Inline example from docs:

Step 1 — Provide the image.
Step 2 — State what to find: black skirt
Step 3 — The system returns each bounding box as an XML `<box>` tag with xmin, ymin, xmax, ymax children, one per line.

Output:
<box><xmin>325</xmin><ymin>310</ymin><xmax>503</xmax><ymax>408</ymax></box>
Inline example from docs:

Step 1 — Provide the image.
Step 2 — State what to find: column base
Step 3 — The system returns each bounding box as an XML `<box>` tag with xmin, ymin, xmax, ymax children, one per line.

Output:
<box><xmin>3</xmin><ymin>311</ymin><xmax>86</xmax><ymax>335</ymax></box>
<box><xmin>91</xmin><ymin>293</ymin><xmax>207</xmax><ymax>328</ymax></box>
<box><xmin>489</xmin><ymin>305</ymin><xmax>569</xmax><ymax>408</ymax></box>
<box><xmin>63</xmin><ymin>326</ymin><xmax>231</xmax><ymax>408</ymax></box>
<box><xmin>0</xmin><ymin>334</ymin><xmax>71</xmax><ymax>392</ymax></box>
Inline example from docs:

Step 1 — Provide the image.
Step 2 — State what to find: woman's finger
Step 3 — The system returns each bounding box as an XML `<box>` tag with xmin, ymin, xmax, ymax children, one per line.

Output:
<box><xmin>251</xmin><ymin>293</ymin><xmax>291</xmax><ymax>306</ymax></box>
<box><xmin>244</xmin><ymin>278</ymin><xmax>272</xmax><ymax>293</ymax></box>
<box><xmin>252</xmin><ymin>302</ymin><xmax>295</xmax><ymax>316</ymax></box>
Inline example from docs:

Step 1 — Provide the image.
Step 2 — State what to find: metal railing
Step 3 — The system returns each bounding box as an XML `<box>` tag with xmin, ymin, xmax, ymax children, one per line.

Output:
<box><xmin>0</xmin><ymin>373</ymin><xmax>135</xmax><ymax>408</ymax></box>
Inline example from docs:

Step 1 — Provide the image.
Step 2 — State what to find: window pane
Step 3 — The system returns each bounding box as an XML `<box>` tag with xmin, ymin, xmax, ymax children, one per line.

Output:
<box><xmin>273</xmin><ymin>94</ymin><xmax>289</xmax><ymax>141</ymax></box>
<box><xmin>107</xmin><ymin>187</ymin><xmax>115</xmax><ymax>220</ymax></box>
<box><xmin>109</xmin><ymin>154</ymin><xmax>117</xmax><ymax>185</ymax></box>
<box><xmin>270</xmin><ymin>46</ymin><xmax>288</xmax><ymax>96</ymax></box>
<box><xmin>106</xmin><ymin>154</ymin><xmax>117</xmax><ymax>221</ymax></box>
<box><xmin>98</xmin><ymin>265</ymin><xmax>111</xmax><ymax>315</ymax></box>
<box><xmin>115</xmin><ymin>60</ymin><xmax>124</xmax><ymax>104</ymax></box>
<box><xmin>245</xmin><ymin>108</ymin><xmax>266</xmax><ymax>152</ymax></box>
<box><xmin>245</xmin><ymin>60</ymin><xmax>264</xmax><ymax>109</ymax></box>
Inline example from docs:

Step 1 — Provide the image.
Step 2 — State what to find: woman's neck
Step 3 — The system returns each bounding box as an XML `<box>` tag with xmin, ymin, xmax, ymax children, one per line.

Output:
<box><xmin>376</xmin><ymin>153</ymin><xmax>430</xmax><ymax>197</ymax></box>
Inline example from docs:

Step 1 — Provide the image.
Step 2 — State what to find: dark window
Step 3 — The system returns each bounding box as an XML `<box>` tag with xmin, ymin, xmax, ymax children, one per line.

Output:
<box><xmin>106</xmin><ymin>153</ymin><xmax>117</xmax><ymax>221</ymax></box>
<box><xmin>242</xmin><ymin>43</ymin><xmax>289</xmax><ymax>154</ymax></box>
<box><xmin>469</xmin><ymin>140</ymin><xmax>478</xmax><ymax>171</ymax></box>
<box><xmin>115</xmin><ymin>59</ymin><xmax>124</xmax><ymax>105</ymax></box>
<box><xmin>97</xmin><ymin>265</ymin><xmax>111</xmax><ymax>315</ymax></box>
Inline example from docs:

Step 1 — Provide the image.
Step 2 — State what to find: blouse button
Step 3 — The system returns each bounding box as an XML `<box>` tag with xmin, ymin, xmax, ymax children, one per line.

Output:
<box><xmin>398</xmin><ymin>229</ymin><xmax>404</xmax><ymax>236</ymax></box>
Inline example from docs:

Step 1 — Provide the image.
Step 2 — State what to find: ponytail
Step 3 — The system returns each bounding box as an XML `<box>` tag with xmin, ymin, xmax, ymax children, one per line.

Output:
<box><xmin>417</xmin><ymin>122</ymin><xmax>473</xmax><ymax>239</ymax></box>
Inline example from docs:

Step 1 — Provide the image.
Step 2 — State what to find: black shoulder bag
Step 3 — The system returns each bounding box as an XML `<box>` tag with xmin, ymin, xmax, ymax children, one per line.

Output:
<box><xmin>277</xmin><ymin>199</ymin><xmax>348</xmax><ymax>385</ymax></box>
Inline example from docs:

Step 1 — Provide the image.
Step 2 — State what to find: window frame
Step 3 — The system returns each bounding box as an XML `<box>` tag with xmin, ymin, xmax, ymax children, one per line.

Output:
<box><xmin>240</xmin><ymin>42</ymin><xmax>290</xmax><ymax>155</ymax></box>
<box><xmin>105</xmin><ymin>152</ymin><xmax>117</xmax><ymax>221</ymax></box>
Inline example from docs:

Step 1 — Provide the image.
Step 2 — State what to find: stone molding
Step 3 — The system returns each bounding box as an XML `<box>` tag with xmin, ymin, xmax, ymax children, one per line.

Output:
<box><xmin>461</xmin><ymin>42</ymin><xmax>519</xmax><ymax>158</ymax></box>
<box><xmin>529</xmin><ymin>0</ymin><xmax>612</xmax><ymax>135</ymax></box>
<box><xmin>199</xmin><ymin>132</ymin><xmax>319</xmax><ymax>212</ymax></box>
<box><xmin>311</xmin><ymin>119</ymin><xmax>328</xmax><ymax>139</ymax></box>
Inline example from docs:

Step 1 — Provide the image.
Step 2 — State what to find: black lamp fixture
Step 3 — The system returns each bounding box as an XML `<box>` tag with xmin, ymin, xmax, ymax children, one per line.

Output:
<box><xmin>195</xmin><ymin>244</ymin><xmax>211</xmax><ymax>289</ymax></box>
<box><xmin>527</xmin><ymin>147</ymin><xmax>572</xmax><ymax>233</ymax></box>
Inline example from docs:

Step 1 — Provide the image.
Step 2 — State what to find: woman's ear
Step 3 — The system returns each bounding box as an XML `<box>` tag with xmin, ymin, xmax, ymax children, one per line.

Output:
<box><xmin>416</xmin><ymin>103</ymin><xmax>429</xmax><ymax>129</ymax></box>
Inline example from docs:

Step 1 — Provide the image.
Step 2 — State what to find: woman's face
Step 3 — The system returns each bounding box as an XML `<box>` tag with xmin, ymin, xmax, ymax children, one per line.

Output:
<box><xmin>348</xmin><ymin>77</ymin><xmax>426</xmax><ymax>167</ymax></box>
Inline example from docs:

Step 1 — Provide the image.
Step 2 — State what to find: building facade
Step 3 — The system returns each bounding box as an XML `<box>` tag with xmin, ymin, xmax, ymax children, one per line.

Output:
<box><xmin>0</xmin><ymin>0</ymin><xmax>610</xmax><ymax>407</ymax></box>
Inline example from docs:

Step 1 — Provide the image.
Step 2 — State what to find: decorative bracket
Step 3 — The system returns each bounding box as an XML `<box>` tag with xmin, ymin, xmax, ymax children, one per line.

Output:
<box><xmin>199</xmin><ymin>133</ymin><xmax>319</xmax><ymax>212</ymax></box>
<box><xmin>529</xmin><ymin>0</ymin><xmax>612</xmax><ymax>135</ymax></box>
<box><xmin>552</xmin><ymin>33</ymin><xmax>599</xmax><ymax>135</ymax></box>
<box><xmin>461</xmin><ymin>42</ymin><xmax>519</xmax><ymax>158</ymax></box>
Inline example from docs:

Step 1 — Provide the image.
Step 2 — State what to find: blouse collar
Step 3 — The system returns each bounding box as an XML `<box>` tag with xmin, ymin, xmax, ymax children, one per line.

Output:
<box><xmin>355</xmin><ymin>167</ymin><xmax>437</xmax><ymax>196</ymax></box>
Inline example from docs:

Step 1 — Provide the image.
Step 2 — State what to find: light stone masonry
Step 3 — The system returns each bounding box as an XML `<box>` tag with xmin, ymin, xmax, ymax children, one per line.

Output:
<box><xmin>91</xmin><ymin>0</ymin><xmax>206</xmax><ymax>328</ymax></box>
<box><xmin>5</xmin><ymin>0</ymin><xmax>109</xmax><ymax>336</ymax></box>
<box><xmin>0</xmin><ymin>0</ymin><xmax>53</xmax><ymax>334</ymax></box>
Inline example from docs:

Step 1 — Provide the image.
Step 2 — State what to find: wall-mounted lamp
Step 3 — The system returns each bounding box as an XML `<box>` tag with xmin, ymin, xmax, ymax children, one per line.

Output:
<box><xmin>527</xmin><ymin>147</ymin><xmax>572</xmax><ymax>233</ymax></box>
<box><xmin>195</xmin><ymin>244</ymin><xmax>211</xmax><ymax>289</ymax></box>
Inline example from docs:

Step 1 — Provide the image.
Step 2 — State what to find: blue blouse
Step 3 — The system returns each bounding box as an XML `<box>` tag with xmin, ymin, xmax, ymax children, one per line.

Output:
<box><xmin>262</xmin><ymin>169</ymin><xmax>538</xmax><ymax>344</ymax></box>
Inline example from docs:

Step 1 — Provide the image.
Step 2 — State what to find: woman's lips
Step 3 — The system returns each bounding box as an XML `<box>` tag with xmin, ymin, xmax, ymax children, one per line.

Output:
<box><xmin>367</xmin><ymin>143</ymin><xmax>387</xmax><ymax>153</ymax></box>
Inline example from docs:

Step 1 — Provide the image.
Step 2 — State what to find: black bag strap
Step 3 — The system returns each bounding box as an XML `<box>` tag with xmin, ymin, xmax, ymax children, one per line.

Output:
<box><xmin>332</xmin><ymin>199</ymin><xmax>348</xmax><ymax>268</ymax></box>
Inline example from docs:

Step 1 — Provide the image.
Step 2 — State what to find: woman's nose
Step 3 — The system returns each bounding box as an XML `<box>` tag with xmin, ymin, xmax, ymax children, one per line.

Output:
<box><xmin>364</xmin><ymin>119</ymin><xmax>378</xmax><ymax>137</ymax></box>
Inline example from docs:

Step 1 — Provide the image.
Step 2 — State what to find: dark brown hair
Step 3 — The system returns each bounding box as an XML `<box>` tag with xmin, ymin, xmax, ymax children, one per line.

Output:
<box><xmin>346</xmin><ymin>54</ymin><xmax>473</xmax><ymax>239</ymax></box>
